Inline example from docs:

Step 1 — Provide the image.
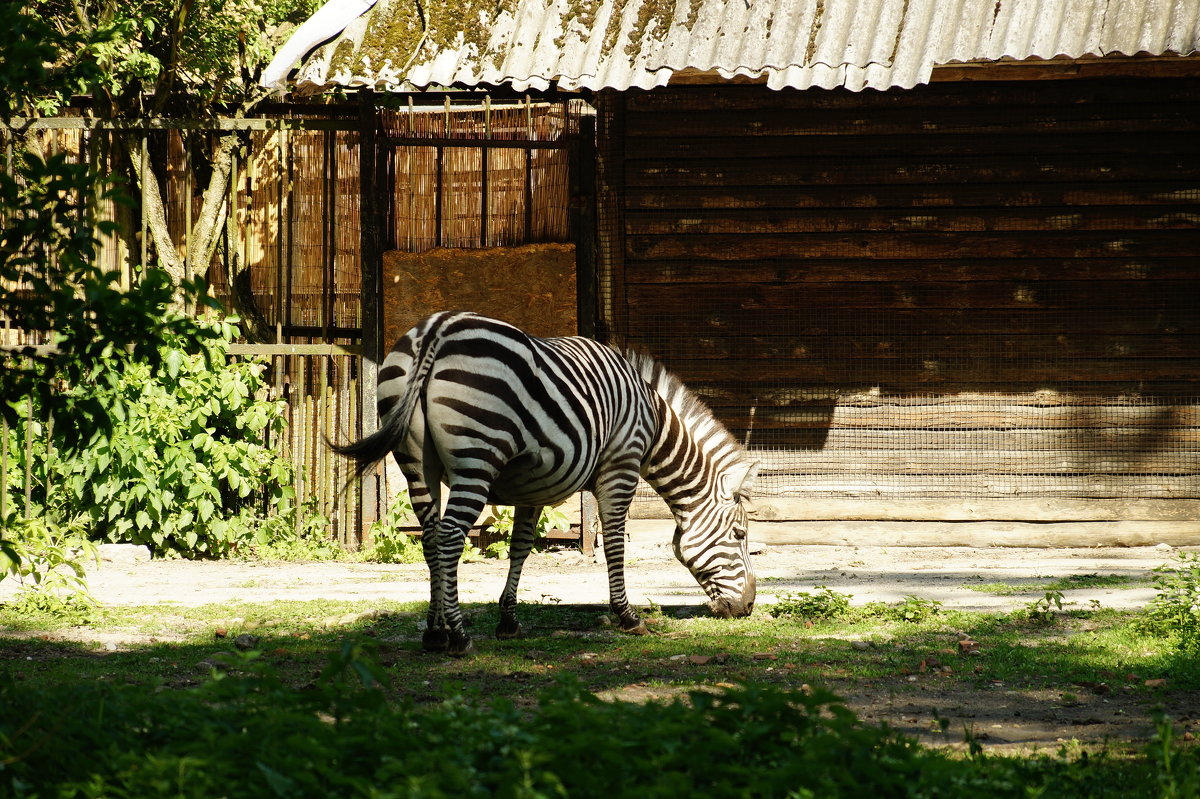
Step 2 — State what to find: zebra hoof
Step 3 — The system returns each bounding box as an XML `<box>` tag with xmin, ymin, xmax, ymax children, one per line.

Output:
<box><xmin>620</xmin><ymin>620</ymin><xmax>649</xmax><ymax>636</ymax></box>
<box><xmin>422</xmin><ymin>628</ymin><xmax>450</xmax><ymax>652</ymax></box>
<box><xmin>495</xmin><ymin>618</ymin><xmax>523</xmax><ymax>639</ymax></box>
<box><xmin>447</xmin><ymin>632</ymin><xmax>475</xmax><ymax>657</ymax></box>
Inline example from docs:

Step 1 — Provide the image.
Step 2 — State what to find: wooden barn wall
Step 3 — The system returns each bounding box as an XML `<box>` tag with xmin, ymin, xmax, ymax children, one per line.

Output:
<box><xmin>601</xmin><ymin>78</ymin><xmax>1200</xmax><ymax>513</ymax></box>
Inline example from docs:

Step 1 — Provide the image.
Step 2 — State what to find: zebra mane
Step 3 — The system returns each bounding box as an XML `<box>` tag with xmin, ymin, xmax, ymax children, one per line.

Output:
<box><xmin>622</xmin><ymin>349</ymin><xmax>749</xmax><ymax>466</ymax></box>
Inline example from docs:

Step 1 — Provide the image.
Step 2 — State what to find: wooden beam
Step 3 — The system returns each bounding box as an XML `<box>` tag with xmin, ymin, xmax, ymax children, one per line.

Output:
<box><xmin>932</xmin><ymin>55</ymin><xmax>1200</xmax><ymax>83</ymax></box>
<box><xmin>226</xmin><ymin>343</ymin><xmax>361</xmax><ymax>356</ymax></box>
<box><xmin>751</xmin><ymin>520</ymin><xmax>1200</xmax><ymax>548</ymax></box>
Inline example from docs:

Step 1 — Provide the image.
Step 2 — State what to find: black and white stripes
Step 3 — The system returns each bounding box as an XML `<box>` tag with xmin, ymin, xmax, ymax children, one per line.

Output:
<box><xmin>333</xmin><ymin>311</ymin><xmax>757</xmax><ymax>656</ymax></box>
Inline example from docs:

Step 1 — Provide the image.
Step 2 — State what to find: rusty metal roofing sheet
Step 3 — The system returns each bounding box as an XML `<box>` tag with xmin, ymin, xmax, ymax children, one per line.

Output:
<box><xmin>261</xmin><ymin>0</ymin><xmax>1200</xmax><ymax>93</ymax></box>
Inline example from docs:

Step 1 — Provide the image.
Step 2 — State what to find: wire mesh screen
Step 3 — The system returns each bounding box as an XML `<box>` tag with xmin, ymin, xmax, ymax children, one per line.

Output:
<box><xmin>598</xmin><ymin>79</ymin><xmax>1200</xmax><ymax>505</ymax></box>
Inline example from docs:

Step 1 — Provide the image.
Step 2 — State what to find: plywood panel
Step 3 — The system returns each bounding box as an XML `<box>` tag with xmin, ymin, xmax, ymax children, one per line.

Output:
<box><xmin>382</xmin><ymin>244</ymin><xmax>576</xmax><ymax>350</ymax></box>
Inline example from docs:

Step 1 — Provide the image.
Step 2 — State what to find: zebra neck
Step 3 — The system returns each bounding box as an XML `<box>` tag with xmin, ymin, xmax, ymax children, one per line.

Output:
<box><xmin>642</xmin><ymin>399</ymin><xmax>720</xmax><ymax>523</ymax></box>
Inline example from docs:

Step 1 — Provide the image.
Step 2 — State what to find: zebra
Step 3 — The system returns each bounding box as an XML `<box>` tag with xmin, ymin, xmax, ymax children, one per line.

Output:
<box><xmin>332</xmin><ymin>311</ymin><xmax>757</xmax><ymax>656</ymax></box>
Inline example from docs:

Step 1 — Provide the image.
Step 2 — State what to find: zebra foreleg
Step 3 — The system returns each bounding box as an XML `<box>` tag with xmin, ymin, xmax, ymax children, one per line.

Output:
<box><xmin>600</xmin><ymin>529</ymin><xmax>648</xmax><ymax>635</ymax></box>
<box><xmin>594</xmin><ymin>480</ymin><xmax>648</xmax><ymax>635</ymax></box>
<box><xmin>496</xmin><ymin>504</ymin><xmax>541</xmax><ymax>639</ymax></box>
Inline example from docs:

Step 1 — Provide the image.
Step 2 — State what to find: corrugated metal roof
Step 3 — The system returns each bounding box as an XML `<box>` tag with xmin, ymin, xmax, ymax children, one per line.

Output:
<box><xmin>262</xmin><ymin>0</ymin><xmax>1200</xmax><ymax>93</ymax></box>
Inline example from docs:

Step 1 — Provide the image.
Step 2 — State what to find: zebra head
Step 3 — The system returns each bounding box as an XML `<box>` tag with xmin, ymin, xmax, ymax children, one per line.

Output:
<box><xmin>673</xmin><ymin>458</ymin><xmax>759</xmax><ymax>619</ymax></box>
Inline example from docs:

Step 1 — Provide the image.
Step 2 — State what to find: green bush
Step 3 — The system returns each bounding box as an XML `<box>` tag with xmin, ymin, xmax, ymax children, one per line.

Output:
<box><xmin>5</xmin><ymin>319</ymin><xmax>298</xmax><ymax>557</ymax></box>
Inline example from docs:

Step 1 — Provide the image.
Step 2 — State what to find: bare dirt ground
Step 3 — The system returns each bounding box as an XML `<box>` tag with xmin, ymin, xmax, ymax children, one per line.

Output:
<box><xmin>3</xmin><ymin>520</ymin><xmax>1195</xmax><ymax>752</ymax></box>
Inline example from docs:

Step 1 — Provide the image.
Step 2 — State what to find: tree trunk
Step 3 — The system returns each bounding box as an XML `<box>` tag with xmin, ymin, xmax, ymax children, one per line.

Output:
<box><xmin>121</xmin><ymin>128</ymin><xmax>274</xmax><ymax>337</ymax></box>
<box><xmin>123</xmin><ymin>130</ymin><xmax>235</xmax><ymax>291</ymax></box>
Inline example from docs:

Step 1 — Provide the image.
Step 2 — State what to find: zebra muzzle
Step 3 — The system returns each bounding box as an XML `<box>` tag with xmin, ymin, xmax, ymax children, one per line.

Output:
<box><xmin>707</xmin><ymin>571</ymin><xmax>756</xmax><ymax>618</ymax></box>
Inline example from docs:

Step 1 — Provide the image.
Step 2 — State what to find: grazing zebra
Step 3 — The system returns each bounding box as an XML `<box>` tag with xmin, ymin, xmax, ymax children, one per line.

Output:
<box><xmin>333</xmin><ymin>311</ymin><xmax>757</xmax><ymax>656</ymax></box>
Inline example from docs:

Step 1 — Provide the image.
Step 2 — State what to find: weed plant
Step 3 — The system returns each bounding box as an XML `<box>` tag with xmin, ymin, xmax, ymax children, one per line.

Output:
<box><xmin>1140</xmin><ymin>552</ymin><xmax>1200</xmax><ymax>655</ymax></box>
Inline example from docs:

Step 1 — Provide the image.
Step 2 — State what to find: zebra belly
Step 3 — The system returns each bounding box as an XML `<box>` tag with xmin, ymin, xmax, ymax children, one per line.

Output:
<box><xmin>486</xmin><ymin>453</ymin><xmax>591</xmax><ymax>506</ymax></box>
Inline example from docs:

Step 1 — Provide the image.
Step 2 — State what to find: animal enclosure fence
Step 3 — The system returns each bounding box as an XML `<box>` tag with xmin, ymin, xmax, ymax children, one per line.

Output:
<box><xmin>595</xmin><ymin>79</ymin><xmax>1200</xmax><ymax>535</ymax></box>
<box><xmin>2</xmin><ymin>96</ymin><xmax>582</xmax><ymax>547</ymax></box>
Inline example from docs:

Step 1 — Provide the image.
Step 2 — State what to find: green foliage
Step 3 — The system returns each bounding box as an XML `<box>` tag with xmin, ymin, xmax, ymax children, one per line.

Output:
<box><xmin>31</xmin><ymin>0</ymin><xmax>324</xmax><ymax>110</ymax></box>
<box><xmin>0</xmin><ymin>149</ymin><xmax>218</xmax><ymax>451</ymax></box>
<box><xmin>0</xmin><ymin>4</ymin><xmax>114</xmax><ymax>117</ymax></box>
<box><xmin>360</xmin><ymin>494</ymin><xmax>424</xmax><ymax>565</ymax></box>
<box><xmin>1141</xmin><ymin>552</ymin><xmax>1200</xmax><ymax>655</ymax></box>
<box><xmin>1025</xmin><ymin>590</ymin><xmax>1066</xmax><ymax>624</ymax></box>
<box><xmin>233</xmin><ymin>499</ymin><xmax>340</xmax><ymax>561</ymax></box>
<box><xmin>0</xmin><ymin>516</ymin><xmax>96</xmax><ymax>623</ymax></box>
<box><xmin>7</xmin><ymin>321</ymin><xmax>296</xmax><ymax>557</ymax></box>
<box><xmin>860</xmin><ymin>595</ymin><xmax>944</xmax><ymax>624</ymax></box>
<box><xmin>769</xmin><ymin>585</ymin><xmax>853</xmax><ymax>621</ymax></box>
<box><xmin>482</xmin><ymin>503</ymin><xmax>572</xmax><ymax>559</ymax></box>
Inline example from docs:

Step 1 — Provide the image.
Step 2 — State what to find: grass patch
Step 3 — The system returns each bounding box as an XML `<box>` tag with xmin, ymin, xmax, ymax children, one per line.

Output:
<box><xmin>3</xmin><ymin>591</ymin><xmax>1199</xmax><ymax>797</ymax></box>
<box><xmin>964</xmin><ymin>573</ymin><xmax>1150</xmax><ymax>596</ymax></box>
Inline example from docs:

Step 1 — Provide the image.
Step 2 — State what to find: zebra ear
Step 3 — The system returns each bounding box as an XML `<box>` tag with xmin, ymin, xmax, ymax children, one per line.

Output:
<box><xmin>721</xmin><ymin>458</ymin><xmax>760</xmax><ymax>500</ymax></box>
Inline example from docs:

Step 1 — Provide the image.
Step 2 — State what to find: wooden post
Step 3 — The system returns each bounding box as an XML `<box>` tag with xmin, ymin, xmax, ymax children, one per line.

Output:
<box><xmin>573</xmin><ymin>114</ymin><xmax>598</xmax><ymax>341</ymax></box>
<box><xmin>358</xmin><ymin>90</ymin><xmax>382</xmax><ymax>526</ymax></box>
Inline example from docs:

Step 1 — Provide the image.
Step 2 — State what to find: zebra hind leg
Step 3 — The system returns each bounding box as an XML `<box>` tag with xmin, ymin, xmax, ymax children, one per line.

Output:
<box><xmin>495</xmin><ymin>505</ymin><xmax>541</xmax><ymax>640</ymax></box>
<box><xmin>426</xmin><ymin>492</ymin><xmax>488</xmax><ymax>657</ymax></box>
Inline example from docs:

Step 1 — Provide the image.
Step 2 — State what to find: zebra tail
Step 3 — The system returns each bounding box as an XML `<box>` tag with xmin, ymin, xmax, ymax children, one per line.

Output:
<box><xmin>327</xmin><ymin>312</ymin><xmax>453</xmax><ymax>479</ymax></box>
<box><xmin>327</xmin><ymin>407</ymin><xmax>409</xmax><ymax>480</ymax></box>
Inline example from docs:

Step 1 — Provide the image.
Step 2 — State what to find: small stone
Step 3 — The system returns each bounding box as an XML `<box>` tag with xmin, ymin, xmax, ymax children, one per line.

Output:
<box><xmin>97</xmin><ymin>543</ymin><xmax>151</xmax><ymax>565</ymax></box>
<box><xmin>1144</xmin><ymin>678</ymin><xmax>1168</xmax><ymax>688</ymax></box>
<box><xmin>851</xmin><ymin>640</ymin><xmax>870</xmax><ymax>651</ymax></box>
<box><xmin>234</xmin><ymin>634</ymin><xmax>261</xmax><ymax>651</ymax></box>
<box><xmin>752</xmin><ymin>652</ymin><xmax>777</xmax><ymax>661</ymax></box>
<box><xmin>688</xmin><ymin>655</ymin><xmax>713</xmax><ymax>666</ymax></box>
<box><xmin>103</xmin><ymin>641</ymin><xmax>117</xmax><ymax>652</ymax></box>
<box><xmin>958</xmin><ymin>639</ymin><xmax>980</xmax><ymax>654</ymax></box>
<box><xmin>214</xmin><ymin>628</ymin><xmax>228</xmax><ymax>639</ymax></box>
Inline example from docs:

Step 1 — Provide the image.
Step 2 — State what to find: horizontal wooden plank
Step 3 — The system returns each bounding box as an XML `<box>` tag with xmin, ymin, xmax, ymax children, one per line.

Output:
<box><xmin>625</xmin><ymin>183</ymin><xmax>1200</xmax><ymax>211</ymax></box>
<box><xmin>627</xmin><ymin>105</ymin><xmax>1200</xmax><ymax>138</ymax></box>
<box><xmin>664</xmin><ymin>357</ymin><xmax>1200</xmax><ymax>384</ymax></box>
<box><xmin>626</xmin><ymin>231</ymin><xmax>1200</xmax><ymax>260</ymax></box>
<box><xmin>622</xmin><ymin>258</ymin><xmax>1199</xmax><ymax>284</ymax></box>
<box><xmin>738</xmin><ymin>474</ymin><xmax>1200</xmax><ymax>499</ymax></box>
<box><xmin>625</xmin><ymin>207</ymin><xmax>1200</xmax><ymax>235</ymax></box>
<box><xmin>930</xmin><ymin>58</ymin><xmax>1200</xmax><ymax>84</ymax></box>
<box><xmin>744</xmin><ymin>498</ymin><xmax>1200</xmax><ymax>522</ymax></box>
<box><xmin>628</xmin><ymin>334</ymin><xmax>1200</xmax><ymax>362</ymax></box>
<box><xmin>747</xmin><ymin>449</ymin><xmax>1199</xmax><ymax>473</ymax></box>
<box><xmin>748</xmin><ymin>520</ymin><xmax>1200</xmax><ymax>548</ymax></box>
<box><xmin>720</xmin><ymin>427</ymin><xmax>1200</xmax><ymax>450</ymax></box>
<box><xmin>628</xmin><ymin>131</ymin><xmax>1200</xmax><ymax>159</ymax></box>
<box><xmin>624</xmin><ymin>155</ymin><xmax>1198</xmax><ymax>188</ymax></box>
<box><xmin>626</xmin><ymin>308</ymin><xmax>1200</xmax><ymax>337</ymax></box>
<box><xmin>623</xmin><ymin>79</ymin><xmax>1200</xmax><ymax>113</ymax></box>
<box><xmin>227</xmin><ymin>343</ymin><xmax>361</xmax><ymax>356</ymax></box>
<box><xmin>624</xmin><ymin>280</ymin><xmax>1196</xmax><ymax>311</ymax></box>
<box><xmin>690</xmin><ymin>402</ymin><xmax>1200</xmax><ymax>430</ymax></box>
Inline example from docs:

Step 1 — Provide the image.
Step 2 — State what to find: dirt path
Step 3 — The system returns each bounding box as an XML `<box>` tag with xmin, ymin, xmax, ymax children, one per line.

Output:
<box><xmin>6</xmin><ymin>520</ymin><xmax>1172</xmax><ymax>613</ymax></box>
